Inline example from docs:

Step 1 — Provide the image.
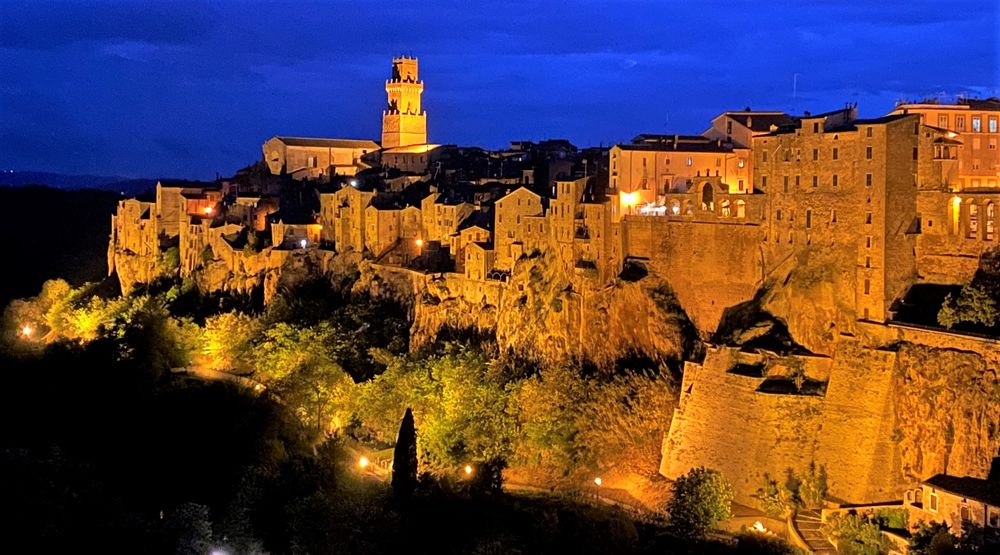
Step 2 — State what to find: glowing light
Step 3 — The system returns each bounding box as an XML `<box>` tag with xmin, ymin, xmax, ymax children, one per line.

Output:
<box><xmin>594</xmin><ymin>477</ymin><xmax>602</xmax><ymax>487</ymax></box>
<box><xmin>349</xmin><ymin>179</ymin><xmax>358</xmax><ymax>187</ymax></box>
<box><xmin>620</xmin><ymin>191</ymin><xmax>639</xmax><ymax>207</ymax></box>
<box><xmin>752</xmin><ymin>521</ymin><xmax>767</xmax><ymax>533</ymax></box>
<box><xmin>464</xmin><ymin>464</ymin><xmax>473</xmax><ymax>475</ymax></box>
<box><xmin>299</xmin><ymin>239</ymin><xmax>308</xmax><ymax>249</ymax></box>
<box><xmin>359</xmin><ymin>456</ymin><xmax>370</xmax><ymax>469</ymax></box>
<box><xmin>20</xmin><ymin>325</ymin><xmax>33</xmax><ymax>337</ymax></box>
<box><xmin>415</xmin><ymin>239</ymin><xmax>424</xmax><ymax>248</ymax></box>
<box><xmin>202</xmin><ymin>206</ymin><xmax>214</xmax><ymax>215</ymax></box>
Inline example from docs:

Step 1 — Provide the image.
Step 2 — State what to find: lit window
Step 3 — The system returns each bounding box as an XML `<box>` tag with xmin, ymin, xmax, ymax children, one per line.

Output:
<box><xmin>990</xmin><ymin>117</ymin><xmax>998</xmax><ymax>133</ymax></box>
<box><xmin>686</xmin><ymin>157</ymin><xmax>693</xmax><ymax>166</ymax></box>
<box><xmin>973</xmin><ymin>116</ymin><xmax>982</xmax><ymax>132</ymax></box>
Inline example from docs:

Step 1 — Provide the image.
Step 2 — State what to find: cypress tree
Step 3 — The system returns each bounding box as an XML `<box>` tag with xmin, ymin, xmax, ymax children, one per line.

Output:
<box><xmin>391</xmin><ymin>407</ymin><xmax>418</xmax><ymax>499</ymax></box>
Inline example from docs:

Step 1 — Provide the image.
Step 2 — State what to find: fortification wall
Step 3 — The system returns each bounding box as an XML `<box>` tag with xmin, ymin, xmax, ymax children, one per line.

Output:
<box><xmin>662</xmin><ymin>338</ymin><xmax>902</xmax><ymax>505</ymax></box>
<box><xmin>622</xmin><ymin>217</ymin><xmax>763</xmax><ymax>336</ymax></box>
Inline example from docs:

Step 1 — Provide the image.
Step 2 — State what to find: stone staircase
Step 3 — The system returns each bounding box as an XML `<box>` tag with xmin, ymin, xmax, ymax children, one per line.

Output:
<box><xmin>794</xmin><ymin>509</ymin><xmax>837</xmax><ymax>554</ymax></box>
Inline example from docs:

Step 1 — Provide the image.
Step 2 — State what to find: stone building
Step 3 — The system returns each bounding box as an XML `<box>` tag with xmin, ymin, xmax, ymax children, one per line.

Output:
<box><xmin>753</xmin><ymin>110</ymin><xmax>936</xmax><ymax>323</ymax></box>
<box><xmin>493</xmin><ymin>186</ymin><xmax>545</xmax><ymax>271</ymax></box>
<box><xmin>905</xmin><ymin>473</ymin><xmax>1000</xmax><ymax>540</ymax></box>
<box><xmin>891</xmin><ymin>98</ymin><xmax>1000</xmax><ymax>190</ymax></box>
<box><xmin>609</xmin><ymin>134</ymin><xmax>752</xmax><ymax>215</ymax></box>
<box><xmin>382</xmin><ymin>56</ymin><xmax>428</xmax><ymax>149</ymax></box>
<box><xmin>262</xmin><ymin>136</ymin><xmax>379</xmax><ymax>179</ymax></box>
<box><xmin>703</xmin><ymin>109</ymin><xmax>799</xmax><ymax>149</ymax></box>
<box><xmin>318</xmin><ymin>185</ymin><xmax>375</xmax><ymax>253</ymax></box>
<box><xmin>155</xmin><ymin>180</ymin><xmax>221</xmax><ymax>238</ymax></box>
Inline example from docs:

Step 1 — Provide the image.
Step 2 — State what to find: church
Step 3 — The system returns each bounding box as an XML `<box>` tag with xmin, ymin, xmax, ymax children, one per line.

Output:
<box><xmin>261</xmin><ymin>56</ymin><xmax>440</xmax><ymax>179</ymax></box>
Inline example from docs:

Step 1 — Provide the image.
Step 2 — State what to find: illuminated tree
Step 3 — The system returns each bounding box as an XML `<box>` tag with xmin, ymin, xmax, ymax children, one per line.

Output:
<box><xmin>666</xmin><ymin>467</ymin><xmax>734</xmax><ymax>538</ymax></box>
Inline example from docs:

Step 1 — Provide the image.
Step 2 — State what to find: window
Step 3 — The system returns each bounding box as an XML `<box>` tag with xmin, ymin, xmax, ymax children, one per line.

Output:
<box><xmin>988</xmin><ymin>202</ymin><xmax>995</xmax><ymax>240</ymax></box>
<box><xmin>991</xmin><ymin>117</ymin><xmax>999</xmax><ymax>133</ymax></box>
<box><xmin>738</xmin><ymin>179</ymin><xmax>745</xmax><ymax>191</ymax></box>
<box><xmin>866</xmin><ymin>174</ymin><xmax>873</xmax><ymax>187</ymax></box>
<box><xmin>812</xmin><ymin>149</ymin><xmax>819</xmax><ymax>160</ymax></box>
<box><xmin>806</xmin><ymin>210</ymin><xmax>812</xmax><ymax>229</ymax></box>
<box><xmin>833</xmin><ymin>147</ymin><xmax>839</xmax><ymax>160</ymax></box>
<box><xmin>866</xmin><ymin>127</ymin><xmax>873</xmax><ymax>138</ymax></box>
<box><xmin>865</xmin><ymin>256</ymin><xmax>871</xmax><ymax>268</ymax></box>
<box><xmin>727</xmin><ymin>120</ymin><xmax>733</xmax><ymax>134</ymax></box>
<box><xmin>866</xmin><ymin>212</ymin><xmax>872</xmax><ymax>224</ymax></box>
<box><xmin>973</xmin><ymin>116</ymin><xmax>982</xmax><ymax>132</ymax></box>
<box><xmin>738</xmin><ymin>158</ymin><xmax>745</xmax><ymax>168</ymax></box>
<box><xmin>812</xmin><ymin>175</ymin><xmax>818</xmax><ymax>188</ymax></box>
<box><xmin>686</xmin><ymin>157</ymin><xmax>693</xmax><ymax>166</ymax></box>
<box><xmin>762</xmin><ymin>176</ymin><xmax>768</xmax><ymax>189</ymax></box>
<box><xmin>833</xmin><ymin>174</ymin><xmax>839</xmax><ymax>189</ymax></box>
<box><xmin>957</xmin><ymin>115</ymin><xmax>966</xmax><ymax>131</ymax></box>
<box><xmin>831</xmin><ymin>210</ymin><xmax>837</xmax><ymax>223</ymax></box>
<box><xmin>776</xmin><ymin>209</ymin><xmax>782</xmax><ymax>221</ymax></box>
<box><xmin>864</xmin><ymin>279</ymin><xmax>870</xmax><ymax>295</ymax></box>
<box><xmin>784</xmin><ymin>176</ymin><xmax>789</xmax><ymax>192</ymax></box>
<box><xmin>813</xmin><ymin>122</ymin><xmax>820</xmax><ymax>133</ymax></box>
<box><xmin>866</xmin><ymin>236</ymin><xmax>872</xmax><ymax>248</ymax></box>
<box><xmin>969</xmin><ymin>204</ymin><xmax>979</xmax><ymax>238</ymax></box>
<box><xmin>990</xmin><ymin>510</ymin><xmax>1000</xmax><ymax>528</ymax></box>
<box><xmin>939</xmin><ymin>114</ymin><xmax>949</xmax><ymax>128</ymax></box>
<box><xmin>796</xmin><ymin>175</ymin><xmax>801</xmax><ymax>188</ymax></box>
<box><xmin>763</xmin><ymin>150</ymin><xmax>768</xmax><ymax>162</ymax></box>
<box><xmin>913</xmin><ymin>147</ymin><xmax>919</xmax><ymax>160</ymax></box>
<box><xmin>866</xmin><ymin>146</ymin><xmax>873</xmax><ymax>159</ymax></box>
<box><xmin>960</xmin><ymin>505</ymin><xmax>971</xmax><ymax>523</ymax></box>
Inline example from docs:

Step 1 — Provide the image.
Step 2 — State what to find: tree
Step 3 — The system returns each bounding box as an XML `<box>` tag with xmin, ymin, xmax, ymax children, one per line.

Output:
<box><xmin>938</xmin><ymin>284</ymin><xmax>998</xmax><ymax>329</ymax></box>
<box><xmin>392</xmin><ymin>407</ymin><xmax>418</xmax><ymax>500</ymax></box>
<box><xmin>821</xmin><ymin>513</ymin><xmax>890</xmax><ymax>555</ymax></box>
<box><xmin>666</xmin><ymin>467</ymin><xmax>734</xmax><ymax>538</ymax></box>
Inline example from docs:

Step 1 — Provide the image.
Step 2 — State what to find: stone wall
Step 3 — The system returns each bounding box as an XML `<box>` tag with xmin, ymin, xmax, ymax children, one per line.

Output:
<box><xmin>662</xmin><ymin>338</ymin><xmax>904</xmax><ymax>505</ymax></box>
<box><xmin>622</xmin><ymin>217</ymin><xmax>763</xmax><ymax>336</ymax></box>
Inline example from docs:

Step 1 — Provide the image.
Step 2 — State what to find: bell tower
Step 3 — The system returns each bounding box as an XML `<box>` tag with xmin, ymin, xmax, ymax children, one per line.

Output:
<box><xmin>381</xmin><ymin>56</ymin><xmax>427</xmax><ymax>148</ymax></box>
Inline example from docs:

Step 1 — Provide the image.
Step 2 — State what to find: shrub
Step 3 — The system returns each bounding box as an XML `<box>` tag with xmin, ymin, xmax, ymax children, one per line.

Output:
<box><xmin>735</xmin><ymin>530</ymin><xmax>807</xmax><ymax>555</ymax></box>
<box><xmin>666</xmin><ymin>467</ymin><xmax>734</xmax><ymax>538</ymax></box>
<box><xmin>821</xmin><ymin>513</ymin><xmax>890</xmax><ymax>555</ymax></box>
<box><xmin>872</xmin><ymin>508</ymin><xmax>908</xmax><ymax>531</ymax></box>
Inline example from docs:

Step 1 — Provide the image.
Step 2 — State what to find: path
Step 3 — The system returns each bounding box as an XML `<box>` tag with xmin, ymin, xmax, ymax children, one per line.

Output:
<box><xmin>794</xmin><ymin>509</ymin><xmax>837</xmax><ymax>554</ymax></box>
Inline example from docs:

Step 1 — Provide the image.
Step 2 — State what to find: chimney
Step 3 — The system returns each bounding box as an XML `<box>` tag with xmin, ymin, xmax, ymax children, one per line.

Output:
<box><xmin>673</xmin><ymin>134</ymin><xmax>679</xmax><ymax>150</ymax></box>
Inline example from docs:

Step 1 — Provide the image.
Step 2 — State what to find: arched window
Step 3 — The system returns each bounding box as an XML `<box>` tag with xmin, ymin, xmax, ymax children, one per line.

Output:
<box><xmin>670</xmin><ymin>199</ymin><xmax>681</xmax><ymax>215</ymax></box>
<box><xmin>684</xmin><ymin>200</ymin><xmax>693</xmax><ymax>215</ymax></box>
<box><xmin>736</xmin><ymin>199</ymin><xmax>747</xmax><ymax>219</ymax></box>
<box><xmin>721</xmin><ymin>199</ymin><xmax>731</xmax><ymax>217</ymax></box>
<box><xmin>968</xmin><ymin>203</ymin><xmax>979</xmax><ymax>239</ymax></box>
<box><xmin>701</xmin><ymin>183</ymin><xmax>715</xmax><ymax>211</ymax></box>
<box><xmin>987</xmin><ymin>202</ymin><xmax>995</xmax><ymax>240</ymax></box>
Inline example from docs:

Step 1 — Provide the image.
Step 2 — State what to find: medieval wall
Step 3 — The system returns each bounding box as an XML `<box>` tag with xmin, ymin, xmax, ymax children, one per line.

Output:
<box><xmin>621</xmin><ymin>217</ymin><xmax>763</xmax><ymax>336</ymax></box>
<box><xmin>662</xmin><ymin>338</ymin><xmax>904</xmax><ymax>505</ymax></box>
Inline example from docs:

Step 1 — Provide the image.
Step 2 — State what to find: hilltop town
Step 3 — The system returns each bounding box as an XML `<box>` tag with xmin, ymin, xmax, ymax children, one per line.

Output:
<box><xmin>108</xmin><ymin>57</ymin><xmax>1000</xmax><ymax>540</ymax></box>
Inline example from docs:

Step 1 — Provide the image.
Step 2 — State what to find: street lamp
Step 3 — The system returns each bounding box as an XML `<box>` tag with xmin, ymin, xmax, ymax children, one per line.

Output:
<box><xmin>464</xmin><ymin>464</ymin><xmax>473</xmax><ymax>476</ymax></box>
<box><xmin>415</xmin><ymin>238</ymin><xmax>424</xmax><ymax>248</ymax></box>
<box><xmin>299</xmin><ymin>239</ymin><xmax>308</xmax><ymax>249</ymax></box>
<box><xmin>20</xmin><ymin>324</ymin><xmax>33</xmax><ymax>338</ymax></box>
<box><xmin>594</xmin><ymin>477</ymin><xmax>602</xmax><ymax>487</ymax></box>
<box><xmin>359</xmin><ymin>456</ymin><xmax>370</xmax><ymax>469</ymax></box>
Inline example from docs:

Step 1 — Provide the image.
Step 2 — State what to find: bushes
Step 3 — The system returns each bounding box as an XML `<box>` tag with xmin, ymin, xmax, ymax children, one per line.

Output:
<box><xmin>821</xmin><ymin>513</ymin><xmax>891</xmax><ymax>555</ymax></box>
<box><xmin>666</xmin><ymin>467</ymin><xmax>734</xmax><ymax>538</ymax></box>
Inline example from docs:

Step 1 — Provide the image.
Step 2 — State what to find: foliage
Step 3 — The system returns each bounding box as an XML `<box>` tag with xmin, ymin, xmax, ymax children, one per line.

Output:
<box><xmin>666</xmin><ymin>467</ymin><xmax>734</xmax><ymax>538</ymax></box>
<box><xmin>199</xmin><ymin>311</ymin><xmax>260</xmax><ymax>371</ymax></box>
<box><xmin>734</xmin><ymin>530</ymin><xmax>807</xmax><ymax>555</ymax></box>
<box><xmin>160</xmin><ymin>246</ymin><xmax>181</xmax><ymax>274</ymax></box>
<box><xmin>392</xmin><ymin>407</ymin><xmax>418</xmax><ymax>499</ymax></box>
<box><xmin>938</xmin><ymin>284</ymin><xmax>997</xmax><ymax>329</ymax></box>
<box><xmin>756</xmin><ymin>474</ymin><xmax>791</xmax><ymax>517</ymax></box>
<box><xmin>820</xmin><ymin>512</ymin><xmax>891</xmax><ymax>555</ymax></box>
<box><xmin>511</xmin><ymin>365</ymin><xmax>588</xmax><ymax>474</ymax></box>
<box><xmin>871</xmin><ymin>508</ymin><xmax>908</xmax><ymax>531</ymax></box>
<box><xmin>798</xmin><ymin>462</ymin><xmax>828</xmax><ymax>509</ymax></box>
<box><xmin>908</xmin><ymin>521</ymin><xmax>983</xmax><ymax>555</ymax></box>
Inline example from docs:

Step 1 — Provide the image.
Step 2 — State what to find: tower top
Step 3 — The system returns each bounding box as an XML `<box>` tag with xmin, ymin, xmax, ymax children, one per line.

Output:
<box><xmin>390</xmin><ymin>57</ymin><xmax>420</xmax><ymax>83</ymax></box>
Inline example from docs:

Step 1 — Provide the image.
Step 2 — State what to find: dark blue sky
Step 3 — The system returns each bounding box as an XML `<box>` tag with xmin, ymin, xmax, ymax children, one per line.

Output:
<box><xmin>2</xmin><ymin>1</ymin><xmax>998</xmax><ymax>179</ymax></box>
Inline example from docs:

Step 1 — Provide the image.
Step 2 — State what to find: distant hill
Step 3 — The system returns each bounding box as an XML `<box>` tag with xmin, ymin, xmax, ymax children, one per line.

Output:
<box><xmin>0</xmin><ymin>186</ymin><xmax>123</xmax><ymax>307</ymax></box>
<box><xmin>0</xmin><ymin>170</ymin><xmax>156</xmax><ymax>196</ymax></box>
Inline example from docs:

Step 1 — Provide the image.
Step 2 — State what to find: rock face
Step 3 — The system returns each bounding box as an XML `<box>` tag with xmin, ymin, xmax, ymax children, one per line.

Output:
<box><xmin>894</xmin><ymin>343</ymin><xmax>1000</xmax><ymax>482</ymax></box>
<box><xmin>351</xmin><ymin>246</ymin><xmax>698</xmax><ymax>369</ymax></box>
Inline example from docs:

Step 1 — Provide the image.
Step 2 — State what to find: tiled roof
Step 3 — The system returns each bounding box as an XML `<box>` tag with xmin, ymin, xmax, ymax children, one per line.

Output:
<box><xmin>273</xmin><ymin>136</ymin><xmax>380</xmax><ymax>149</ymax></box>
<box><xmin>924</xmin><ymin>474</ymin><xmax>1000</xmax><ymax>506</ymax></box>
<box><xmin>724</xmin><ymin>112</ymin><xmax>799</xmax><ymax>132</ymax></box>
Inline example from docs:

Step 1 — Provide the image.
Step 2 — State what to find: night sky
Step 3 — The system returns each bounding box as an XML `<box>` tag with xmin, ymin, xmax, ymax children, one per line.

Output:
<box><xmin>2</xmin><ymin>1</ymin><xmax>997</xmax><ymax>179</ymax></box>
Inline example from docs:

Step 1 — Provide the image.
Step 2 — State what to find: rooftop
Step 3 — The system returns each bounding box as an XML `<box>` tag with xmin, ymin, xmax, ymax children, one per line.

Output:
<box><xmin>924</xmin><ymin>474</ymin><xmax>1000</xmax><ymax>507</ymax></box>
<box><xmin>271</xmin><ymin>136</ymin><xmax>380</xmax><ymax>149</ymax></box>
